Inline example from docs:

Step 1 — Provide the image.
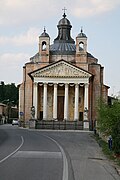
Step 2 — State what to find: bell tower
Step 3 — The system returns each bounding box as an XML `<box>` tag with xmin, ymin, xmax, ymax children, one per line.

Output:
<box><xmin>76</xmin><ymin>28</ymin><xmax>88</xmax><ymax>70</ymax></box>
<box><xmin>76</xmin><ymin>28</ymin><xmax>87</xmax><ymax>53</ymax></box>
<box><xmin>39</xmin><ymin>27</ymin><xmax>50</xmax><ymax>63</ymax></box>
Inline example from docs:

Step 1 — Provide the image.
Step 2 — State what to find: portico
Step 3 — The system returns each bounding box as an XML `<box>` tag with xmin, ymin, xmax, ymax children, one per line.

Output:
<box><xmin>30</xmin><ymin>60</ymin><xmax>92</xmax><ymax>128</ymax></box>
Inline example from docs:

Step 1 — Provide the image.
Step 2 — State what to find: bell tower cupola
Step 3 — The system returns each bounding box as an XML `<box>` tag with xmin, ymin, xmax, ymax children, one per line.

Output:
<box><xmin>76</xmin><ymin>28</ymin><xmax>87</xmax><ymax>53</ymax></box>
<box><xmin>39</xmin><ymin>27</ymin><xmax>50</xmax><ymax>63</ymax></box>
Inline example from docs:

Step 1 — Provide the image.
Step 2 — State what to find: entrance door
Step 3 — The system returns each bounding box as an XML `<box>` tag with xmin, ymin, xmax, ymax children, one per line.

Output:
<box><xmin>79</xmin><ymin>112</ymin><xmax>83</xmax><ymax>121</ymax></box>
<box><xmin>57</xmin><ymin>96</ymin><xmax>64</xmax><ymax>121</ymax></box>
<box><xmin>40</xmin><ymin>111</ymin><xmax>43</xmax><ymax>120</ymax></box>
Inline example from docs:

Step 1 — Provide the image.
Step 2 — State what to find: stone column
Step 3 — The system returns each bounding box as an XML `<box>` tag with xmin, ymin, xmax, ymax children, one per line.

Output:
<box><xmin>33</xmin><ymin>82</ymin><xmax>38</xmax><ymax>119</ymax></box>
<box><xmin>74</xmin><ymin>84</ymin><xmax>79</xmax><ymax>121</ymax></box>
<box><xmin>43</xmin><ymin>83</ymin><xmax>47</xmax><ymax>120</ymax></box>
<box><xmin>84</xmin><ymin>83</ymin><xmax>89</xmax><ymax>110</ymax></box>
<box><xmin>53</xmin><ymin>84</ymin><xmax>57</xmax><ymax>119</ymax></box>
<box><xmin>64</xmin><ymin>84</ymin><xmax>69</xmax><ymax>120</ymax></box>
<box><xmin>84</xmin><ymin>83</ymin><xmax>89</xmax><ymax>129</ymax></box>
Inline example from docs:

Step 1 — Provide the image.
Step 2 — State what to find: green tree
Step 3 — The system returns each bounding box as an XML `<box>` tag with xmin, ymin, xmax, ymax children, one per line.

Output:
<box><xmin>0</xmin><ymin>81</ymin><xmax>5</xmax><ymax>102</ymax></box>
<box><xmin>0</xmin><ymin>82</ymin><xmax>18</xmax><ymax>105</ymax></box>
<box><xmin>112</xmin><ymin>120</ymin><xmax>120</xmax><ymax>154</ymax></box>
<box><xmin>98</xmin><ymin>100</ymin><xmax>120</xmax><ymax>154</ymax></box>
<box><xmin>98</xmin><ymin>101</ymin><xmax>120</xmax><ymax>154</ymax></box>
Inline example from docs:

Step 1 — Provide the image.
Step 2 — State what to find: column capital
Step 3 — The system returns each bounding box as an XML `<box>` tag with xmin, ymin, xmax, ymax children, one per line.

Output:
<box><xmin>84</xmin><ymin>83</ymin><xmax>89</xmax><ymax>87</ymax></box>
<box><xmin>75</xmin><ymin>83</ymin><xmax>79</xmax><ymax>87</ymax></box>
<box><xmin>54</xmin><ymin>83</ymin><xmax>58</xmax><ymax>87</ymax></box>
<box><xmin>44</xmin><ymin>83</ymin><xmax>47</xmax><ymax>87</ymax></box>
<box><xmin>65</xmin><ymin>83</ymin><xmax>69</xmax><ymax>87</ymax></box>
<box><xmin>34</xmin><ymin>82</ymin><xmax>38</xmax><ymax>86</ymax></box>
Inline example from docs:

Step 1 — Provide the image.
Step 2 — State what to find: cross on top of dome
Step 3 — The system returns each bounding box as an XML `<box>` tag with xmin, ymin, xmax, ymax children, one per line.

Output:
<box><xmin>62</xmin><ymin>7</ymin><xmax>67</xmax><ymax>18</ymax></box>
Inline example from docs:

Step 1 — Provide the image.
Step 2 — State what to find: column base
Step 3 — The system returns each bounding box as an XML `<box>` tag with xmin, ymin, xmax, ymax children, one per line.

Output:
<box><xmin>83</xmin><ymin>120</ymin><xmax>89</xmax><ymax>130</ymax></box>
<box><xmin>63</xmin><ymin>118</ymin><xmax>68</xmax><ymax>121</ymax></box>
<box><xmin>74</xmin><ymin>119</ymin><xmax>78</xmax><ymax>121</ymax></box>
<box><xmin>53</xmin><ymin>118</ymin><xmax>58</xmax><ymax>121</ymax></box>
<box><xmin>29</xmin><ymin>119</ymin><xmax>36</xmax><ymax>129</ymax></box>
<box><xmin>43</xmin><ymin>118</ymin><xmax>47</xmax><ymax>121</ymax></box>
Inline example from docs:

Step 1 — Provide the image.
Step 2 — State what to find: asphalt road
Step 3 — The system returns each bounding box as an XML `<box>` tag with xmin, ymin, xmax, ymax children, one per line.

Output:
<box><xmin>0</xmin><ymin>124</ymin><xmax>119</xmax><ymax>180</ymax></box>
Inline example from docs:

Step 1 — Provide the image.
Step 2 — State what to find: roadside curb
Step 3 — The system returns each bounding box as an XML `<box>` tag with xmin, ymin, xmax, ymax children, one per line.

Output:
<box><xmin>18</xmin><ymin>126</ymin><xmax>93</xmax><ymax>133</ymax></box>
<box><xmin>116</xmin><ymin>168</ymin><xmax>120</xmax><ymax>175</ymax></box>
<box><xmin>28</xmin><ymin>128</ymin><xmax>93</xmax><ymax>133</ymax></box>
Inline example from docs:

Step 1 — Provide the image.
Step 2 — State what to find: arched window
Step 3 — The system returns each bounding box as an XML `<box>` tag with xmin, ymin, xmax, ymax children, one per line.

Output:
<box><xmin>42</xmin><ymin>41</ymin><xmax>46</xmax><ymax>50</ymax></box>
<box><xmin>79</xmin><ymin>42</ymin><xmax>84</xmax><ymax>50</ymax></box>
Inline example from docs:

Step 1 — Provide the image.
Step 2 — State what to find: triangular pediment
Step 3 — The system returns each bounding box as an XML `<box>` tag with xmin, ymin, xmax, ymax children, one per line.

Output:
<box><xmin>30</xmin><ymin>60</ymin><xmax>92</xmax><ymax>78</ymax></box>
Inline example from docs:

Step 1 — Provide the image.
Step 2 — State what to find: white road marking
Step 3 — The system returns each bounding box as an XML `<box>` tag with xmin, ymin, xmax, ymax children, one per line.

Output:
<box><xmin>0</xmin><ymin>136</ymin><xmax>24</xmax><ymax>163</ymax></box>
<box><xmin>12</xmin><ymin>150</ymin><xmax>62</xmax><ymax>159</ymax></box>
<box><xmin>43</xmin><ymin>135</ymin><xmax>68</xmax><ymax>180</ymax></box>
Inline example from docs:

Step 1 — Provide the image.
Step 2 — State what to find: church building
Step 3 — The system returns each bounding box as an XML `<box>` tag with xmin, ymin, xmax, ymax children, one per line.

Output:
<box><xmin>19</xmin><ymin>11</ymin><xmax>109</xmax><ymax>129</ymax></box>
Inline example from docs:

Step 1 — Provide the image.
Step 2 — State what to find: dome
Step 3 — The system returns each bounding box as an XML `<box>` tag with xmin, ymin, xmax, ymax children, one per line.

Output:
<box><xmin>40</xmin><ymin>28</ymin><xmax>49</xmax><ymax>37</ymax></box>
<box><xmin>54</xmin><ymin>12</ymin><xmax>74</xmax><ymax>44</ymax></box>
<box><xmin>58</xmin><ymin>13</ymin><xmax>71</xmax><ymax>26</ymax></box>
<box><xmin>50</xmin><ymin>12</ymin><xmax>75</xmax><ymax>54</ymax></box>
<box><xmin>50</xmin><ymin>42</ymin><xmax>76</xmax><ymax>55</ymax></box>
<box><xmin>77</xmin><ymin>29</ymin><xmax>87</xmax><ymax>38</ymax></box>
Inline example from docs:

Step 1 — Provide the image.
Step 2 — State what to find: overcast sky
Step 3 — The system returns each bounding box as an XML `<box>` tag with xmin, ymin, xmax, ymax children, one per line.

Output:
<box><xmin>0</xmin><ymin>0</ymin><xmax>120</xmax><ymax>96</ymax></box>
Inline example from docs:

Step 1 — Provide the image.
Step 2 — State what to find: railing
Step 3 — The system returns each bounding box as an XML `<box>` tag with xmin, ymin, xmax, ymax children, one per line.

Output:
<box><xmin>36</xmin><ymin>120</ymin><xmax>83</xmax><ymax>130</ymax></box>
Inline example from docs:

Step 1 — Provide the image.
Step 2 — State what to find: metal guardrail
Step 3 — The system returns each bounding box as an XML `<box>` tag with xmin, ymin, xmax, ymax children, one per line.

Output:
<box><xmin>36</xmin><ymin>120</ymin><xmax>83</xmax><ymax>130</ymax></box>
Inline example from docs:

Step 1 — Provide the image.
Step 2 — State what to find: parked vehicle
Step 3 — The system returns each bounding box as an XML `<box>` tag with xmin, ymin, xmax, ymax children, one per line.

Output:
<box><xmin>12</xmin><ymin>119</ymin><xmax>19</xmax><ymax>125</ymax></box>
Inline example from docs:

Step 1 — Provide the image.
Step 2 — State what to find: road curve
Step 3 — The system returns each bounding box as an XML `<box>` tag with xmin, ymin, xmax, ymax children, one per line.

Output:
<box><xmin>0</xmin><ymin>125</ymin><xmax>119</xmax><ymax>180</ymax></box>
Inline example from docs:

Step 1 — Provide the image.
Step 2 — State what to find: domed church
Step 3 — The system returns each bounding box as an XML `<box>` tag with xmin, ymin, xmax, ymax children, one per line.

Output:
<box><xmin>19</xmin><ymin>11</ymin><xmax>109</xmax><ymax>129</ymax></box>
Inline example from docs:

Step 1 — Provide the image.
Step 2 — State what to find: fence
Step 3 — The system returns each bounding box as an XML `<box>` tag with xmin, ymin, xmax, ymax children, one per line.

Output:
<box><xmin>36</xmin><ymin>120</ymin><xmax>83</xmax><ymax>130</ymax></box>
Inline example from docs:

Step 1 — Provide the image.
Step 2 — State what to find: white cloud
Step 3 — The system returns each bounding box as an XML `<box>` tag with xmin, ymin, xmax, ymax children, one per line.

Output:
<box><xmin>0</xmin><ymin>27</ymin><xmax>40</xmax><ymax>46</ymax></box>
<box><xmin>0</xmin><ymin>0</ymin><xmax>57</xmax><ymax>26</ymax></box>
<box><xmin>0</xmin><ymin>53</ymin><xmax>29</xmax><ymax>67</ymax></box>
<box><xmin>0</xmin><ymin>52</ymin><xmax>30</xmax><ymax>84</ymax></box>
<box><xmin>71</xmin><ymin>0</ymin><xmax>120</xmax><ymax>18</ymax></box>
<box><xmin>0</xmin><ymin>0</ymin><xmax>120</xmax><ymax>26</ymax></box>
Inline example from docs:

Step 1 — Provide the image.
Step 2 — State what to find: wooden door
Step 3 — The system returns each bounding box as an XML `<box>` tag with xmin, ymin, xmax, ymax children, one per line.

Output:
<box><xmin>39</xmin><ymin>111</ymin><xmax>43</xmax><ymax>120</ymax></box>
<box><xmin>57</xmin><ymin>96</ymin><xmax>64</xmax><ymax>121</ymax></box>
<box><xmin>79</xmin><ymin>112</ymin><xmax>83</xmax><ymax>121</ymax></box>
